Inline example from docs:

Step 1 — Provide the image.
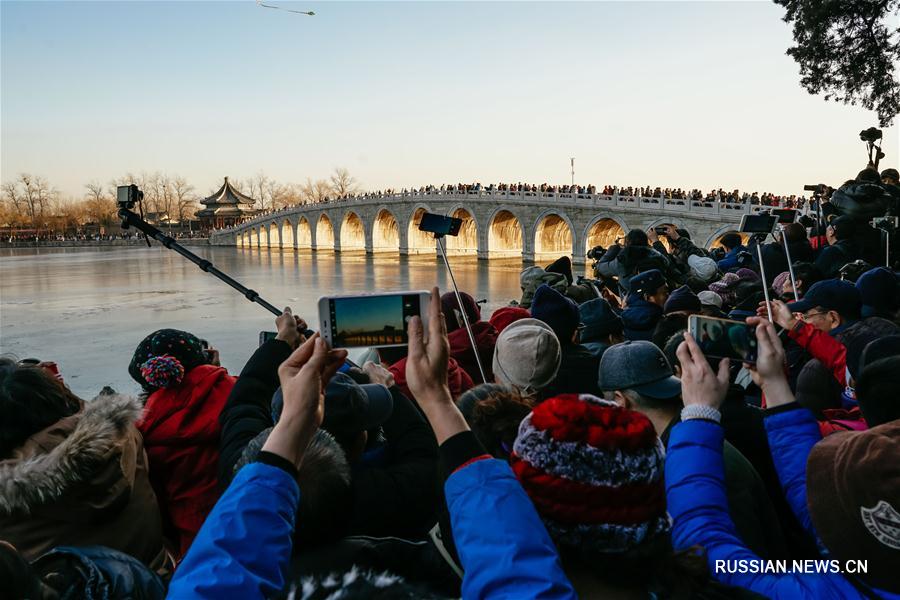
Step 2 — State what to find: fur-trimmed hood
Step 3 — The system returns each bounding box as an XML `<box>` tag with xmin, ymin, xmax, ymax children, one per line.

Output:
<box><xmin>0</xmin><ymin>393</ymin><xmax>143</xmax><ymax>516</ymax></box>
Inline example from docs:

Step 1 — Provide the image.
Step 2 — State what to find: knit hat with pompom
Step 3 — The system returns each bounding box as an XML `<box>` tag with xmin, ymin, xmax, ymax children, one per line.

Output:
<box><xmin>129</xmin><ymin>328</ymin><xmax>207</xmax><ymax>390</ymax></box>
<box><xmin>512</xmin><ymin>394</ymin><xmax>669</xmax><ymax>555</ymax></box>
<box><xmin>140</xmin><ymin>355</ymin><xmax>185</xmax><ymax>389</ymax></box>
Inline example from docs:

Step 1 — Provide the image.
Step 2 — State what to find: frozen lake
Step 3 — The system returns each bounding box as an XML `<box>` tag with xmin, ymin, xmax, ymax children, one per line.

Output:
<box><xmin>1</xmin><ymin>246</ymin><xmax>532</xmax><ymax>398</ymax></box>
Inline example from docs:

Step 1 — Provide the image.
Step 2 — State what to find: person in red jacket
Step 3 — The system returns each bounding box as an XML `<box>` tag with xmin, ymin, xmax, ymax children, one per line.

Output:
<box><xmin>129</xmin><ymin>327</ymin><xmax>239</xmax><ymax>559</ymax></box>
<box><xmin>441</xmin><ymin>292</ymin><xmax>498</xmax><ymax>385</ymax></box>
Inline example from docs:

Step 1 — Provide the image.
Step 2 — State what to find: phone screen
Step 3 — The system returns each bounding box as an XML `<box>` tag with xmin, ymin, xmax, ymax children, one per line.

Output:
<box><xmin>740</xmin><ymin>214</ymin><xmax>779</xmax><ymax>234</ymax></box>
<box><xmin>689</xmin><ymin>316</ymin><xmax>757</xmax><ymax>364</ymax></box>
<box><xmin>328</xmin><ymin>294</ymin><xmax>422</xmax><ymax>347</ymax></box>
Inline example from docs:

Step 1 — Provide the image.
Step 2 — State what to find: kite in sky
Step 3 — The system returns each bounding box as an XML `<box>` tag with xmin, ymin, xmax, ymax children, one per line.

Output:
<box><xmin>256</xmin><ymin>0</ymin><xmax>315</xmax><ymax>16</ymax></box>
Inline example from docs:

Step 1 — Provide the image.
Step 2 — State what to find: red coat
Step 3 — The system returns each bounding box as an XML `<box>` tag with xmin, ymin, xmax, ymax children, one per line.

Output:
<box><xmin>787</xmin><ymin>321</ymin><xmax>848</xmax><ymax>387</ymax></box>
<box><xmin>137</xmin><ymin>364</ymin><xmax>236</xmax><ymax>559</ymax></box>
<box><xmin>390</xmin><ymin>355</ymin><xmax>474</xmax><ymax>402</ymax></box>
<box><xmin>447</xmin><ymin>321</ymin><xmax>498</xmax><ymax>385</ymax></box>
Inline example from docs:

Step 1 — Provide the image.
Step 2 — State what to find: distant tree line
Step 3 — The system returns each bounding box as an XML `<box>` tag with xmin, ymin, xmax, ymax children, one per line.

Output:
<box><xmin>0</xmin><ymin>167</ymin><xmax>362</xmax><ymax>234</ymax></box>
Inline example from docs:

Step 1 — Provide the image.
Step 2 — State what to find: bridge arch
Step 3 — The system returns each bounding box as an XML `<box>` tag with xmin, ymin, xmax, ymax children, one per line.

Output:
<box><xmin>584</xmin><ymin>214</ymin><xmax>627</xmax><ymax>251</ymax></box>
<box><xmin>706</xmin><ymin>225</ymin><xmax>746</xmax><ymax>249</ymax></box>
<box><xmin>268</xmin><ymin>222</ymin><xmax>280</xmax><ymax>248</ymax></box>
<box><xmin>249</xmin><ymin>228</ymin><xmax>258</xmax><ymax>247</ymax></box>
<box><xmin>316</xmin><ymin>214</ymin><xmax>335</xmax><ymax>251</ymax></box>
<box><xmin>339</xmin><ymin>211</ymin><xmax>366</xmax><ymax>252</ymax></box>
<box><xmin>372</xmin><ymin>208</ymin><xmax>400</xmax><ymax>252</ymax></box>
<box><xmin>259</xmin><ymin>225</ymin><xmax>269</xmax><ymax>248</ymax></box>
<box><xmin>534</xmin><ymin>210</ymin><xmax>575</xmax><ymax>261</ymax></box>
<box><xmin>281</xmin><ymin>219</ymin><xmax>294</xmax><ymax>249</ymax></box>
<box><xmin>445</xmin><ymin>206</ymin><xmax>478</xmax><ymax>256</ymax></box>
<box><xmin>488</xmin><ymin>208</ymin><xmax>524</xmax><ymax>258</ymax></box>
<box><xmin>406</xmin><ymin>205</ymin><xmax>436</xmax><ymax>254</ymax></box>
<box><xmin>296</xmin><ymin>216</ymin><xmax>312</xmax><ymax>249</ymax></box>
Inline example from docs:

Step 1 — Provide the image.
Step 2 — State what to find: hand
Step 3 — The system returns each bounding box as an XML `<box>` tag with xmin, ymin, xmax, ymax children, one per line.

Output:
<box><xmin>664</xmin><ymin>225</ymin><xmax>680</xmax><ymax>241</ymax></box>
<box><xmin>676</xmin><ymin>332</ymin><xmax>730</xmax><ymax>410</ymax></box>
<box><xmin>756</xmin><ymin>300</ymin><xmax>797</xmax><ymax>330</ymax></box>
<box><xmin>264</xmin><ymin>334</ymin><xmax>347</xmax><ymax>466</ymax></box>
<box><xmin>275</xmin><ymin>307</ymin><xmax>303</xmax><ymax>349</ymax></box>
<box><xmin>363</xmin><ymin>361</ymin><xmax>395</xmax><ymax>388</ymax></box>
<box><xmin>601</xmin><ymin>287</ymin><xmax>621</xmax><ymax>309</ymax></box>
<box><xmin>647</xmin><ymin>228</ymin><xmax>659</xmax><ymax>243</ymax></box>
<box><xmin>744</xmin><ymin>317</ymin><xmax>793</xmax><ymax>406</ymax></box>
<box><xmin>406</xmin><ymin>287</ymin><xmax>469</xmax><ymax>444</ymax></box>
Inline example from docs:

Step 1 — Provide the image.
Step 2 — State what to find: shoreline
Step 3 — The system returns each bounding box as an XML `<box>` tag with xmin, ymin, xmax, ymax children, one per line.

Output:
<box><xmin>0</xmin><ymin>239</ymin><xmax>211</xmax><ymax>249</ymax></box>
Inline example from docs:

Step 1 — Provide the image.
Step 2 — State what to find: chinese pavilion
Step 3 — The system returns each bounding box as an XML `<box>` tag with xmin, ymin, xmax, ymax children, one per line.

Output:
<box><xmin>196</xmin><ymin>177</ymin><xmax>259</xmax><ymax>229</ymax></box>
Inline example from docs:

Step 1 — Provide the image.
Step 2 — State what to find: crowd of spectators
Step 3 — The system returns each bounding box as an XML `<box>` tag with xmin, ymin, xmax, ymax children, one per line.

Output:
<box><xmin>1</xmin><ymin>166</ymin><xmax>899</xmax><ymax>599</ymax></box>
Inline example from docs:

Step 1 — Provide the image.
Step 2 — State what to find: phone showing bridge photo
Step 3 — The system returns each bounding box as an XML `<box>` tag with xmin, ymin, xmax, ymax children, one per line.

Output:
<box><xmin>319</xmin><ymin>291</ymin><xmax>430</xmax><ymax>348</ymax></box>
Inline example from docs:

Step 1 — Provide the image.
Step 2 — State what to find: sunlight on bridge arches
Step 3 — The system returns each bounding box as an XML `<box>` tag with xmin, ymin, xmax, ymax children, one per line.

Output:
<box><xmin>445</xmin><ymin>208</ymin><xmax>477</xmax><ymax>256</ymax></box>
<box><xmin>586</xmin><ymin>218</ymin><xmax>625</xmax><ymax>251</ymax></box>
<box><xmin>281</xmin><ymin>220</ymin><xmax>294</xmax><ymax>249</ymax></box>
<box><xmin>268</xmin><ymin>223</ymin><xmax>280</xmax><ymax>248</ymax></box>
<box><xmin>340</xmin><ymin>212</ymin><xmax>366</xmax><ymax>252</ymax></box>
<box><xmin>407</xmin><ymin>208</ymin><xmax>435</xmax><ymax>254</ymax></box>
<box><xmin>709</xmin><ymin>230</ymin><xmax>748</xmax><ymax>249</ymax></box>
<box><xmin>259</xmin><ymin>226</ymin><xmax>270</xmax><ymax>248</ymax></box>
<box><xmin>236</xmin><ymin>232</ymin><xmax>244</xmax><ymax>247</ymax></box>
<box><xmin>534</xmin><ymin>214</ymin><xmax>573</xmax><ymax>261</ymax></box>
<box><xmin>249</xmin><ymin>228</ymin><xmax>258</xmax><ymax>248</ymax></box>
<box><xmin>296</xmin><ymin>217</ymin><xmax>312</xmax><ymax>249</ymax></box>
<box><xmin>373</xmin><ymin>209</ymin><xmax>400</xmax><ymax>252</ymax></box>
<box><xmin>489</xmin><ymin>210</ymin><xmax>523</xmax><ymax>258</ymax></box>
<box><xmin>316</xmin><ymin>215</ymin><xmax>334</xmax><ymax>250</ymax></box>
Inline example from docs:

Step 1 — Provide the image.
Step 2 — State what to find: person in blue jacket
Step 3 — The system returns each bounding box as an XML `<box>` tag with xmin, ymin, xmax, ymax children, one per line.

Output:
<box><xmin>666</xmin><ymin>319</ymin><xmax>900</xmax><ymax>599</ymax></box>
<box><xmin>715</xmin><ymin>232</ymin><xmax>748</xmax><ymax>271</ymax></box>
<box><xmin>168</xmin><ymin>288</ymin><xmax>576</xmax><ymax>600</ymax></box>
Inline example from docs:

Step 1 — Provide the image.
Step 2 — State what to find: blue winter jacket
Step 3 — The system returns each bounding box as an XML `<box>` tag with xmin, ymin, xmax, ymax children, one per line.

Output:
<box><xmin>168</xmin><ymin>457</ymin><xmax>575</xmax><ymax>599</ymax></box>
<box><xmin>666</xmin><ymin>415</ymin><xmax>899</xmax><ymax>599</ymax></box>
<box><xmin>717</xmin><ymin>245</ymin><xmax>747</xmax><ymax>271</ymax></box>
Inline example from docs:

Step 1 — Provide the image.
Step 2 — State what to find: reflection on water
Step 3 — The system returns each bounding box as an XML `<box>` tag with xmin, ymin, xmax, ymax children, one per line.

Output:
<box><xmin>1</xmin><ymin>246</ymin><xmax>535</xmax><ymax>398</ymax></box>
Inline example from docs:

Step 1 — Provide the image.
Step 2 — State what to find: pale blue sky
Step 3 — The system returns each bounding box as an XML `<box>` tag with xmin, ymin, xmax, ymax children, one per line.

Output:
<box><xmin>2</xmin><ymin>1</ymin><xmax>897</xmax><ymax>198</ymax></box>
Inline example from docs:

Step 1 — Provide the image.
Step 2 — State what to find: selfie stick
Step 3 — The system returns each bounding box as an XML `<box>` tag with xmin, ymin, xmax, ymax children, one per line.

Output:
<box><xmin>435</xmin><ymin>236</ymin><xmax>489</xmax><ymax>384</ymax></box>
<box><xmin>756</xmin><ymin>243</ymin><xmax>773</xmax><ymax>322</ymax></box>
<box><xmin>779</xmin><ymin>226</ymin><xmax>800</xmax><ymax>302</ymax></box>
<box><xmin>119</xmin><ymin>208</ymin><xmax>282</xmax><ymax>317</ymax></box>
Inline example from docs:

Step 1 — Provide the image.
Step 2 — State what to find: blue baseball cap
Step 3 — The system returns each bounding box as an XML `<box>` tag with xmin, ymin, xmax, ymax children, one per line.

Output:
<box><xmin>598</xmin><ymin>340</ymin><xmax>681</xmax><ymax>400</ymax></box>
<box><xmin>787</xmin><ymin>279</ymin><xmax>862</xmax><ymax>318</ymax></box>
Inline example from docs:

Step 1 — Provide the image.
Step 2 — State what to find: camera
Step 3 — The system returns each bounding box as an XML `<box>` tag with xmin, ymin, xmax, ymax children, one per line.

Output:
<box><xmin>871</xmin><ymin>216</ymin><xmax>899</xmax><ymax>232</ymax></box>
<box><xmin>586</xmin><ymin>245</ymin><xmax>607</xmax><ymax>261</ymax></box>
<box><xmin>839</xmin><ymin>260</ymin><xmax>874</xmax><ymax>283</ymax></box>
<box><xmin>117</xmin><ymin>184</ymin><xmax>143</xmax><ymax>210</ymax></box>
<box><xmin>860</xmin><ymin>127</ymin><xmax>883</xmax><ymax>144</ymax></box>
<box><xmin>654</xmin><ymin>226</ymin><xmax>669</xmax><ymax>235</ymax></box>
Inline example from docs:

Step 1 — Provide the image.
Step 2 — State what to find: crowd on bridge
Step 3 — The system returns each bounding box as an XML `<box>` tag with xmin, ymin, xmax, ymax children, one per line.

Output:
<box><xmin>2</xmin><ymin>166</ymin><xmax>900</xmax><ymax>599</ymax></box>
<box><xmin>228</xmin><ymin>180</ymin><xmax>811</xmax><ymax>231</ymax></box>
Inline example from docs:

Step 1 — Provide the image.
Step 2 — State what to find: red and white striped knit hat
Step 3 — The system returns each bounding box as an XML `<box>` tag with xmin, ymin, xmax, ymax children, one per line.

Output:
<box><xmin>512</xmin><ymin>394</ymin><xmax>670</xmax><ymax>554</ymax></box>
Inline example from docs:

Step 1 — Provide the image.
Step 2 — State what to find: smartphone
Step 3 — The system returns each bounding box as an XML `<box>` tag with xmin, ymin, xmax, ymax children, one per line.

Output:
<box><xmin>739</xmin><ymin>214</ymin><xmax>779</xmax><ymax>235</ymax></box>
<box><xmin>687</xmin><ymin>315</ymin><xmax>758</xmax><ymax>364</ymax></box>
<box><xmin>259</xmin><ymin>331</ymin><xmax>277</xmax><ymax>346</ymax></box>
<box><xmin>654</xmin><ymin>226</ymin><xmax>669</xmax><ymax>235</ymax></box>
<box><xmin>419</xmin><ymin>213</ymin><xmax>463</xmax><ymax>237</ymax></box>
<box><xmin>771</xmin><ymin>209</ymin><xmax>797</xmax><ymax>224</ymax></box>
<box><xmin>318</xmin><ymin>291</ymin><xmax>431</xmax><ymax>348</ymax></box>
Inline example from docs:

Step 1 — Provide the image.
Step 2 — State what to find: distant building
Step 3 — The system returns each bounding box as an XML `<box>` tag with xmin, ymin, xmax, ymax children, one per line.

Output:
<box><xmin>196</xmin><ymin>177</ymin><xmax>259</xmax><ymax>229</ymax></box>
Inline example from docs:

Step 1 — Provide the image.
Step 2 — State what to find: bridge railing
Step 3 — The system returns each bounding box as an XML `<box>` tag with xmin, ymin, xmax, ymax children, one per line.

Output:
<box><xmin>226</xmin><ymin>190</ymin><xmax>780</xmax><ymax>232</ymax></box>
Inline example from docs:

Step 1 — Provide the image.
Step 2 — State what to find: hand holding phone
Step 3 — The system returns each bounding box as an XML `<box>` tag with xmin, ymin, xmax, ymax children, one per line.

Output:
<box><xmin>687</xmin><ymin>315</ymin><xmax>758</xmax><ymax>364</ymax></box>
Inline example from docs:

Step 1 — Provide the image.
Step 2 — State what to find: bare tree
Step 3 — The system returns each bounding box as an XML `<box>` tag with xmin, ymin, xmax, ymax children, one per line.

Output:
<box><xmin>171</xmin><ymin>176</ymin><xmax>196</xmax><ymax>224</ymax></box>
<box><xmin>330</xmin><ymin>167</ymin><xmax>361</xmax><ymax>198</ymax></box>
<box><xmin>84</xmin><ymin>180</ymin><xmax>117</xmax><ymax>228</ymax></box>
<box><xmin>12</xmin><ymin>174</ymin><xmax>57</xmax><ymax>229</ymax></box>
<box><xmin>301</xmin><ymin>177</ymin><xmax>333</xmax><ymax>204</ymax></box>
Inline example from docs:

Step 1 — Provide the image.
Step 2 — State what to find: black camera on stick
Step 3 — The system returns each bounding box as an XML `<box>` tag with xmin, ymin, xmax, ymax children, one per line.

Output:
<box><xmin>117</xmin><ymin>184</ymin><xmax>143</xmax><ymax>210</ymax></box>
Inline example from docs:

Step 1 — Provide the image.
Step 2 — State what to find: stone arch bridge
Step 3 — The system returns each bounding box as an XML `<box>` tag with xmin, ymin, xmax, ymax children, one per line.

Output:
<box><xmin>211</xmin><ymin>190</ymin><xmax>771</xmax><ymax>265</ymax></box>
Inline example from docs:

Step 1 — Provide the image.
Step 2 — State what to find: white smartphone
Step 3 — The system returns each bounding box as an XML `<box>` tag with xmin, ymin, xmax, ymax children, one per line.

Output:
<box><xmin>318</xmin><ymin>291</ymin><xmax>431</xmax><ymax>348</ymax></box>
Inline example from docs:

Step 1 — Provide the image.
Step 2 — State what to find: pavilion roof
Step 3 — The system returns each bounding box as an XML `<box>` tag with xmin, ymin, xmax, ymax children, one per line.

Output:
<box><xmin>200</xmin><ymin>177</ymin><xmax>257</xmax><ymax>209</ymax></box>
